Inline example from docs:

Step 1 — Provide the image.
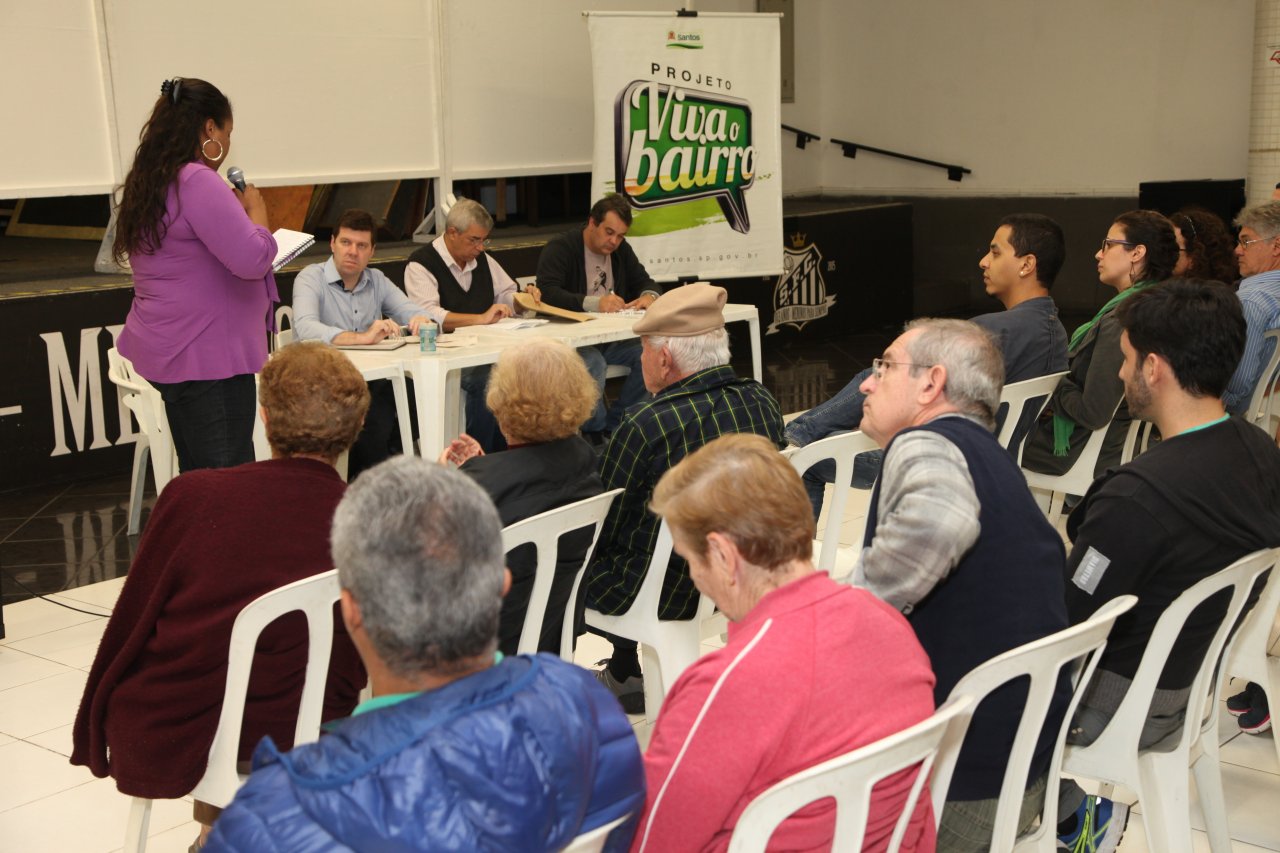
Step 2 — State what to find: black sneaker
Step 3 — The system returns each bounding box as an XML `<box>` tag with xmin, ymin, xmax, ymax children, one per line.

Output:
<box><xmin>1227</xmin><ymin>686</ymin><xmax>1254</xmax><ymax>717</ymax></box>
<box><xmin>1239</xmin><ymin>690</ymin><xmax>1272</xmax><ymax>735</ymax></box>
<box><xmin>593</xmin><ymin>662</ymin><xmax>646</xmax><ymax>715</ymax></box>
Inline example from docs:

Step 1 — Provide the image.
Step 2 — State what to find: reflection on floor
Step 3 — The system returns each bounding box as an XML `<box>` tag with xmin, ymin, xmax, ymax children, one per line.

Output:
<box><xmin>1</xmin><ymin>331</ymin><xmax>1276</xmax><ymax>851</ymax></box>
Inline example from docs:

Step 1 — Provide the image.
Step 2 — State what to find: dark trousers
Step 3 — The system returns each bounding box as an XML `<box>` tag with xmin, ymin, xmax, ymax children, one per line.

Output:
<box><xmin>152</xmin><ymin>374</ymin><xmax>257</xmax><ymax>473</ymax></box>
<box><xmin>461</xmin><ymin>365</ymin><xmax>506</xmax><ymax>453</ymax></box>
<box><xmin>348</xmin><ymin>379</ymin><xmax>417</xmax><ymax>482</ymax></box>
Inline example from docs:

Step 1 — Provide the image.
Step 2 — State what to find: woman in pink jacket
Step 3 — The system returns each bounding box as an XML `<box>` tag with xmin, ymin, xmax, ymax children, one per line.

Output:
<box><xmin>635</xmin><ymin>434</ymin><xmax>938</xmax><ymax>853</ymax></box>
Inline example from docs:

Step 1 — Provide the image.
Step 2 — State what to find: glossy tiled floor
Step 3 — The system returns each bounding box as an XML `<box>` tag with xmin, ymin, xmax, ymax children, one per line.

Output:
<box><xmin>1</xmin><ymin>332</ymin><xmax>1277</xmax><ymax>851</ymax></box>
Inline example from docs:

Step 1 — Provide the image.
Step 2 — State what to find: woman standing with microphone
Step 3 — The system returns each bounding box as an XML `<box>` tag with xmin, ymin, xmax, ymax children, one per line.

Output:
<box><xmin>113</xmin><ymin>77</ymin><xmax>277</xmax><ymax>471</ymax></box>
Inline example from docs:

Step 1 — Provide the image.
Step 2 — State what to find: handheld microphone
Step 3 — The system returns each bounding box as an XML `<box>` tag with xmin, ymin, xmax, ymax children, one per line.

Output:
<box><xmin>227</xmin><ymin>166</ymin><xmax>246</xmax><ymax>193</ymax></box>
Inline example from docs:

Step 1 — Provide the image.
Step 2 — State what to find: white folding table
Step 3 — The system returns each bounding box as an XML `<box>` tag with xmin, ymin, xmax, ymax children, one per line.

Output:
<box><xmin>345</xmin><ymin>304</ymin><xmax>762</xmax><ymax>459</ymax></box>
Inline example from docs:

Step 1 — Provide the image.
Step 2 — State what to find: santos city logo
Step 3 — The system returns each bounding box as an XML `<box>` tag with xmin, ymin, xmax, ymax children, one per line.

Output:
<box><xmin>769</xmin><ymin>233</ymin><xmax>836</xmax><ymax>334</ymax></box>
<box><xmin>613</xmin><ymin>80</ymin><xmax>756</xmax><ymax>233</ymax></box>
<box><xmin>666</xmin><ymin>30</ymin><xmax>703</xmax><ymax>49</ymax></box>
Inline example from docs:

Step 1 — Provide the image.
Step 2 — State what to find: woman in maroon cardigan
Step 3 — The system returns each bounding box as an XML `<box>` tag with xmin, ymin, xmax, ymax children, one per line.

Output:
<box><xmin>71</xmin><ymin>342</ymin><xmax>371</xmax><ymax>846</ymax></box>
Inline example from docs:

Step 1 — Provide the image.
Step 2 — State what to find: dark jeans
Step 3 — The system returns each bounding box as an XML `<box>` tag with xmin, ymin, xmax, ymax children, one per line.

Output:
<box><xmin>348</xmin><ymin>378</ymin><xmax>417</xmax><ymax>482</ymax></box>
<box><xmin>580</xmin><ymin>341</ymin><xmax>648</xmax><ymax>433</ymax></box>
<box><xmin>784</xmin><ymin>367</ymin><xmax>882</xmax><ymax>518</ymax></box>
<box><xmin>152</xmin><ymin>374</ymin><xmax>257</xmax><ymax>473</ymax></box>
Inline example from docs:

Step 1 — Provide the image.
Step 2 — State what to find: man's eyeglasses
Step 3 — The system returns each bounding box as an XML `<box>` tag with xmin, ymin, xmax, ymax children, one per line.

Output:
<box><xmin>1099</xmin><ymin>238</ymin><xmax>1137</xmax><ymax>253</ymax></box>
<box><xmin>463</xmin><ymin>235</ymin><xmax>491</xmax><ymax>248</ymax></box>
<box><xmin>1237</xmin><ymin>234</ymin><xmax>1279</xmax><ymax>249</ymax></box>
<box><xmin>871</xmin><ymin>357</ymin><xmax>934</xmax><ymax>379</ymax></box>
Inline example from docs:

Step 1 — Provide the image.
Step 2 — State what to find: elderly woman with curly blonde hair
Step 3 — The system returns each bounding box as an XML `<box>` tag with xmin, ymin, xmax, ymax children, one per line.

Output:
<box><xmin>439</xmin><ymin>338</ymin><xmax>603</xmax><ymax>653</ymax></box>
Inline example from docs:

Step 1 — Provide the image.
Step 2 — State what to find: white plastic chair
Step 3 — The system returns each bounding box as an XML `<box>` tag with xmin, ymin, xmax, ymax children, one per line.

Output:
<box><xmin>1243</xmin><ymin>328</ymin><xmax>1280</xmax><ymax>436</ymax></box>
<box><xmin>928</xmin><ymin>595</ymin><xmax>1138</xmax><ymax>852</ymax></box>
<box><xmin>274</xmin><ymin>326</ymin><xmax>295</xmax><ymax>351</ymax></box>
<box><xmin>1061</xmin><ymin>548</ymin><xmax>1280</xmax><ymax>853</ymax></box>
<box><xmin>500</xmin><ymin>489</ymin><xmax>623</xmax><ymax>659</ymax></box>
<box><xmin>782</xmin><ymin>430</ymin><xmax>880</xmax><ymax>580</ymax></box>
<box><xmin>122</xmin><ymin>570</ymin><xmax>343</xmax><ymax>853</ymax></box>
<box><xmin>725</xmin><ymin>695</ymin><xmax>975</xmax><ymax>853</ymax></box>
<box><xmin>106</xmin><ymin>348</ymin><xmax>177</xmax><ymax>534</ymax></box>
<box><xmin>1225</xmin><ymin>549</ymin><xmax>1280</xmax><ymax>772</ymax></box>
<box><xmin>583</xmin><ymin>519</ymin><xmax>716</xmax><ymax>719</ymax></box>
<box><xmin>1022</xmin><ymin>399</ymin><xmax>1142</xmax><ymax>527</ymax></box>
<box><xmin>561</xmin><ymin>813</ymin><xmax>632</xmax><ymax>853</ymax></box>
<box><xmin>995</xmin><ymin>372</ymin><xmax>1066</xmax><ymax>462</ymax></box>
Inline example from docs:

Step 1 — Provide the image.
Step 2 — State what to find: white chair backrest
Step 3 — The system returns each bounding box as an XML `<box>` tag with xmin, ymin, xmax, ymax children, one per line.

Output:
<box><xmin>107</xmin><ymin>348</ymin><xmax>165</xmax><ymax>439</ymax></box>
<box><xmin>1245</xmin><ymin>328</ymin><xmax>1280</xmax><ymax>432</ymax></box>
<box><xmin>582</xmin><ymin>516</ymin><xmax>716</xmax><ymax>717</ymax></box>
<box><xmin>275</xmin><ymin>326</ymin><xmax>296</xmax><ymax>350</ymax></box>
<box><xmin>500</xmin><ymin>489</ymin><xmax>623</xmax><ymax>659</ymax></box>
<box><xmin>724</xmin><ymin>696</ymin><xmax>975</xmax><ymax>853</ymax></box>
<box><xmin>782</xmin><ymin>430</ymin><xmax>880</xmax><ymax>571</ymax></box>
<box><xmin>1225</xmin><ymin>549</ymin><xmax>1280</xmax><ymax>771</ymax></box>
<box><xmin>560</xmin><ymin>814</ymin><xmax>632</xmax><ymax>853</ymax></box>
<box><xmin>189</xmin><ymin>569</ymin><xmax>343</xmax><ymax>809</ymax></box>
<box><xmin>633</xmin><ymin>519</ymin><xmax>716</xmax><ymax>625</ymax></box>
<box><xmin>1066</xmin><ymin>549</ymin><xmax>1278</xmax><ymax>786</ymax></box>
<box><xmin>995</xmin><ymin>372</ymin><xmax>1066</xmax><ymax>462</ymax></box>
<box><xmin>107</xmin><ymin>347</ymin><xmax>177</xmax><ymax>502</ymax></box>
<box><xmin>929</xmin><ymin>595</ymin><xmax>1138</xmax><ymax>851</ymax></box>
<box><xmin>1022</xmin><ymin>396</ymin><xmax>1140</xmax><ymax>525</ymax></box>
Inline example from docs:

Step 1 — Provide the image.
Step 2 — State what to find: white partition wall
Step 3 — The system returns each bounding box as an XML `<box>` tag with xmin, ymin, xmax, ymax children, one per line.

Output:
<box><xmin>440</xmin><ymin>0</ymin><xmax>754</xmax><ymax>180</ymax></box>
<box><xmin>4</xmin><ymin>0</ymin><xmax>444</xmax><ymax>198</ymax></box>
<box><xmin>102</xmin><ymin>0</ymin><xmax>443</xmax><ymax>187</ymax></box>
<box><xmin>5</xmin><ymin>0</ymin><xmax>764</xmax><ymax>199</ymax></box>
<box><xmin>0</xmin><ymin>1</ymin><xmax>119</xmax><ymax>197</ymax></box>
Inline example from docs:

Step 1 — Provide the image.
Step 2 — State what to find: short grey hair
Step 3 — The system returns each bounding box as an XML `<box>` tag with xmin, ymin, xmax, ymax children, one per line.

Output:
<box><xmin>445</xmin><ymin>198</ymin><xmax>494</xmax><ymax>234</ymax></box>
<box><xmin>903</xmin><ymin>318</ymin><xmax>1004</xmax><ymax>429</ymax></box>
<box><xmin>1235</xmin><ymin>200</ymin><xmax>1280</xmax><ymax>239</ymax></box>
<box><xmin>649</xmin><ymin>328</ymin><xmax>730</xmax><ymax>375</ymax></box>
<box><xmin>332</xmin><ymin>457</ymin><xmax>505</xmax><ymax>677</ymax></box>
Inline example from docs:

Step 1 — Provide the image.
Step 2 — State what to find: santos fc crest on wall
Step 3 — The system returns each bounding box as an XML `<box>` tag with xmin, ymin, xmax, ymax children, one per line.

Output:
<box><xmin>769</xmin><ymin>233</ymin><xmax>836</xmax><ymax>334</ymax></box>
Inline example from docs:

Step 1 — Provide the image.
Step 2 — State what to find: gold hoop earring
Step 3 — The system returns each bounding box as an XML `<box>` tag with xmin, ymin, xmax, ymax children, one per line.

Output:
<box><xmin>201</xmin><ymin>138</ymin><xmax>224</xmax><ymax>162</ymax></box>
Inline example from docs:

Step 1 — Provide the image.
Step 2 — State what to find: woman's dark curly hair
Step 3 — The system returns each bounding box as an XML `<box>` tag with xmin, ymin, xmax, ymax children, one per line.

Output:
<box><xmin>112</xmin><ymin>78</ymin><xmax>231</xmax><ymax>264</ymax></box>
<box><xmin>1170</xmin><ymin>207</ymin><xmax>1239</xmax><ymax>288</ymax></box>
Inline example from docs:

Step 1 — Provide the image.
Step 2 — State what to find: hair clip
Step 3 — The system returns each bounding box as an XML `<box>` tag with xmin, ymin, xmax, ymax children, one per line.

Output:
<box><xmin>160</xmin><ymin>78</ymin><xmax>181</xmax><ymax>105</ymax></box>
<box><xmin>1176</xmin><ymin>212</ymin><xmax>1197</xmax><ymax>241</ymax></box>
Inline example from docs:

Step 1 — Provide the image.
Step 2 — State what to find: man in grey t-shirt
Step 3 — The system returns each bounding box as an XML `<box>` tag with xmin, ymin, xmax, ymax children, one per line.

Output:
<box><xmin>787</xmin><ymin>213</ymin><xmax>1070</xmax><ymax>516</ymax></box>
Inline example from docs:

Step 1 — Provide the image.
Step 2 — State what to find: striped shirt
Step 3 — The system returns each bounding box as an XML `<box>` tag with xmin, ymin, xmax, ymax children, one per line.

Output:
<box><xmin>1224</xmin><ymin>269</ymin><xmax>1280</xmax><ymax>414</ymax></box>
<box><xmin>586</xmin><ymin>365</ymin><xmax>784</xmax><ymax>619</ymax></box>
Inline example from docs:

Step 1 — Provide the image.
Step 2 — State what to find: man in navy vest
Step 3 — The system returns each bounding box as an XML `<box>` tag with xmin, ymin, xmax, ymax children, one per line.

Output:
<box><xmin>852</xmin><ymin>318</ymin><xmax>1069</xmax><ymax>851</ymax></box>
<box><xmin>405</xmin><ymin>199</ymin><xmax>526</xmax><ymax>451</ymax></box>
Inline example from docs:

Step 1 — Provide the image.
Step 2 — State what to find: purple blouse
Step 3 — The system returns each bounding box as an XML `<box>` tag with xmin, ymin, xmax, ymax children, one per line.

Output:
<box><xmin>118</xmin><ymin>162</ymin><xmax>278</xmax><ymax>383</ymax></box>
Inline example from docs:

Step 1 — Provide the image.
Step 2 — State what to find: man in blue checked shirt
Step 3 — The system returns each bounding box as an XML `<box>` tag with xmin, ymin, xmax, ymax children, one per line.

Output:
<box><xmin>292</xmin><ymin>207</ymin><xmax>429</xmax><ymax>480</ymax></box>
<box><xmin>1223</xmin><ymin>200</ymin><xmax>1280</xmax><ymax>415</ymax></box>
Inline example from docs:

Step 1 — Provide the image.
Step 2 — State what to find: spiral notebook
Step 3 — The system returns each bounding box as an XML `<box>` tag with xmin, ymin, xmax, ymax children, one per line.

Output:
<box><xmin>271</xmin><ymin>229</ymin><xmax>315</xmax><ymax>271</ymax></box>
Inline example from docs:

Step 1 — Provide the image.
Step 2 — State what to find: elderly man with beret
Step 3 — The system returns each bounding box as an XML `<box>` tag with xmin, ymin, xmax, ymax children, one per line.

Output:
<box><xmin>585</xmin><ymin>283</ymin><xmax>785</xmax><ymax>708</ymax></box>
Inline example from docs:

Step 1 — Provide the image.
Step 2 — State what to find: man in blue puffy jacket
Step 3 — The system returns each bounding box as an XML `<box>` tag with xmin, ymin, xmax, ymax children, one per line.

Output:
<box><xmin>206</xmin><ymin>458</ymin><xmax>645</xmax><ymax>852</ymax></box>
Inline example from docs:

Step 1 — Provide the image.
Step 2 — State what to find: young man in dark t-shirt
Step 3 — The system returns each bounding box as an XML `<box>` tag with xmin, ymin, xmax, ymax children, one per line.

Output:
<box><xmin>1055</xmin><ymin>279</ymin><xmax>1280</xmax><ymax>852</ymax></box>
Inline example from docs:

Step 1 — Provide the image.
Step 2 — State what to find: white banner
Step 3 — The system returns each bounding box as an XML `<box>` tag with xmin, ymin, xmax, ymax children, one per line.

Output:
<box><xmin>587</xmin><ymin>12</ymin><xmax>783</xmax><ymax>281</ymax></box>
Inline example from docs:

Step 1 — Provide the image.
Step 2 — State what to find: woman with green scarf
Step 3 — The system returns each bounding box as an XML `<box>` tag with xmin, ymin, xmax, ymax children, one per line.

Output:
<box><xmin>1022</xmin><ymin>210</ymin><xmax>1178</xmax><ymax>477</ymax></box>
